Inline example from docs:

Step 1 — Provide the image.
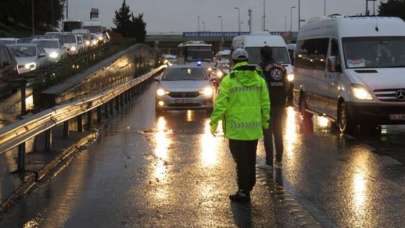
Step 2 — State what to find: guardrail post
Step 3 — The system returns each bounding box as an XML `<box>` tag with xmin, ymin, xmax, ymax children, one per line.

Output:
<box><xmin>18</xmin><ymin>143</ymin><xmax>26</xmax><ymax>173</ymax></box>
<box><xmin>20</xmin><ymin>81</ymin><xmax>26</xmax><ymax>116</ymax></box>
<box><xmin>109</xmin><ymin>102</ymin><xmax>114</xmax><ymax>116</ymax></box>
<box><xmin>115</xmin><ymin>98</ymin><xmax>120</xmax><ymax>111</ymax></box>
<box><xmin>77</xmin><ymin>115</ymin><xmax>83</xmax><ymax>132</ymax></box>
<box><xmin>97</xmin><ymin>107</ymin><xmax>102</xmax><ymax>123</ymax></box>
<box><xmin>63</xmin><ymin>121</ymin><xmax>69</xmax><ymax>138</ymax></box>
<box><xmin>87</xmin><ymin>110</ymin><xmax>92</xmax><ymax>130</ymax></box>
<box><xmin>45</xmin><ymin>129</ymin><xmax>52</xmax><ymax>152</ymax></box>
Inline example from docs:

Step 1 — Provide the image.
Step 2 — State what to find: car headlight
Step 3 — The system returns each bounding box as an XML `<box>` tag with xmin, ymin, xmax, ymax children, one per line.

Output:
<box><xmin>24</xmin><ymin>62</ymin><xmax>37</xmax><ymax>70</ymax></box>
<box><xmin>201</xmin><ymin>87</ymin><xmax>213</xmax><ymax>97</ymax></box>
<box><xmin>352</xmin><ymin>85</ymin><xmax>373</xmax><ymax>100</ymax></box>
<box><xmin>85</xmin><ymin>40</ymin><xmax>91</xmax><ymax>46</ymax></box>
<box><xmin>70</xmin><ymin>46</ymin><xmax>77</xmax><ymax>52</ymax></box>
<box><xmin>287</xmin><ymin>73</ymin><xmax>295</xmax><ymax>82</ymax></box>
<box><xmin>208</xmin><ymin>67</ymin><xmax>213</xmax><ymax>72</ymax></box>
<box><xmin>216</xmin><ymin>70</ymin><xmax>224</xmax><ymax>78</ymax></box>
<box><xmin>98</xmin><ymin>36</ymin><xmax>104</xmax><ymax>41</ymax></box>
<box><xmin>157</xmin><ymin>88</ymin><xmax>168</xmax><ymax>97</ymax></box>
<box><xmin>49</xmin><ymin>51</ymin><xmax>59</xmax><ymax>59</ymax></box>
<box><xmin>92</xmin><ymin>40</ymin><xmax>98</xmax><ymax>46</ymax></box>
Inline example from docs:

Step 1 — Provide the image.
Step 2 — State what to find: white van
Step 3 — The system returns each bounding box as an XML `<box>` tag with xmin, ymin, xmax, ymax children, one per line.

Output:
<box><xmin>294</xmin><ymin>16</ymin><xmax>405</xmax><ymax>134</ymax></box>
<box><xmin>232</xmin><ymin>33</ymin><xmax>295</xmax><ymax>101</ymax></box>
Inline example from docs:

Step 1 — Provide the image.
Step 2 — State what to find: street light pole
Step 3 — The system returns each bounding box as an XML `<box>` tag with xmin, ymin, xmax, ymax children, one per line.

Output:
<box><xmin>234</xmin><ymin>7</ymin><xmax>241</xmax><ymax>34</ymax></box>
<box><xmin>324</xmin><ymin>0</ymin><xmax>327</xmax><ymax>16</ymax></box>
<box><xmin>298</xmin><ymin>0</ymin><xmax>301</xmax><ymax>31</ymax></box>
<box><xmin>290</xmin><ymin>6</ymin><xmax>296</xmax><ymax>32</ymax></box>
<box><xmin>263</xmin><ymin>0</ymin><xmax>266</xmax><ymax>31</ymax></box>
<box><xmin>218</xmin><ymin>16</ymin><xmax>224</xmax><ymax>33</ymax></box>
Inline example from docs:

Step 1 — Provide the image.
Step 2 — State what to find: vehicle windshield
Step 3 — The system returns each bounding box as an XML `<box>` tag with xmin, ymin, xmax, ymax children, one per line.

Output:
<box><xmin>0</xmin><ymin>40</ymin><xmax>16</xmax><ymax>45</ymax></box>
<box><xmin>246</xmin><ymin>47</ymin><xmax>291</xmax><ymax>65</ymax></box>
<box><xmin>10</xmin><ymin>46</ymin><xmax>36</xmax><ymax>57</ymax></box>
<box><xmin>83</xmin><ymin>26</ymin><xmax>103</xmax><ymax>33</ymax></box>
<box><xmin>32</xmin><ymin>40</ymin><xmax>59</xmax><ymax>49</ymax></box>
<box><xmin>63</xmin><ymin>35</ymin><xmax>76</xmax><ymax>43</ymax></box>
<box><xmin>162</xmin><ymin>67</ymin><xmax>207</xmax><ymax>81</ymax></box>
<box><xmin>185</xmin><ymin>46</ymin><xmax>213</xmax><ymax>62</ymax></box>
<box><xmin>343</xmin><ymin>37</ymin><xmax>405</xmax><ymax>68</ymax></box>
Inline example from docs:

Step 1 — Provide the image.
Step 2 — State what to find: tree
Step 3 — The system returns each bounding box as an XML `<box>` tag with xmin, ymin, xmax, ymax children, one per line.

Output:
<box><xmin>113</xmin><ymin>0</ymin><xmax>132</xmax><ymax>37</ymax></box>
<box><xmin>0</xmin><ymin>0</ymin><xmax>64</xmax><ymax>33</ymax></box>
<box><xmin>379</xmin><ymin>0</ymin><xmax>405</xmax><ymax>20</ymax></box>
<box><xmin>128</xmin><ymin>13</ymin><xmax>147</xmax><ymax>42</ymax></box>
<box><xmin>113</xmin><ymin>0</ymin><xmax>147</xmax><ymax>41</ymax></box>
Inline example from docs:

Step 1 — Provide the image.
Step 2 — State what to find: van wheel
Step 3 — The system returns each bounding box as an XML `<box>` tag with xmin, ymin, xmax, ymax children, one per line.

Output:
<box><xmin>337</xmin><ymin>101</ymin><xmax>355</xmax><ymax>134</ymax></box>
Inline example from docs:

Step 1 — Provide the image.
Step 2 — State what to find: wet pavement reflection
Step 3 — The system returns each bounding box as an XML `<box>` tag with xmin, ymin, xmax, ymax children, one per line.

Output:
<box><xmin>2</xmin><ymin>83</ymin><xmax>405</xmax><ymax>227</ymax></box>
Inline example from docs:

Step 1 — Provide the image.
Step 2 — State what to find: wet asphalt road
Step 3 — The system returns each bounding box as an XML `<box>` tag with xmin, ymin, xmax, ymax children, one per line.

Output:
<box><xmin>2</xmin><ymin>82</ymin><xmax>405</xmax><ymax>227</ymax></box>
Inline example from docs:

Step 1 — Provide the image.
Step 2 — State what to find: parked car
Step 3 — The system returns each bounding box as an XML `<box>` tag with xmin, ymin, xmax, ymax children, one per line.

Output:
<box><xmin>294</xmin><ymin>16</ymin><xmax>405</xmax><ymax>134</ymax></box>
<box><xmin>31</xmin><ymin>38</ymin><xmax>65</xmax><ymax>62</ymax></box>
<box><xmin>8</xmin><ymin>43</ymin><xmax>49</xmax><ymax>74</ymax></box>
<box><xmin>0</xmin><ymin>44</ymin><xmax>18</xmax><ymax>80</ymax></box>
<box><xmin>0</xmin><ymin>38</ymin><xmax>19</xmax><ymax>45</ymax></box>
<box><xmin>155</xmin><ymin>65</ymin><xmax>215</xmax><ymax>112</ymax></box>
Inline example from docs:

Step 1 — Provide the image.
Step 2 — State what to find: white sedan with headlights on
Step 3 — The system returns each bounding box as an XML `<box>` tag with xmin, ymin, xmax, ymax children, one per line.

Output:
<box><xmin>32</xmin><ymin>38</ymin><xmax>65</xmax><ymax>62</ymax></box>
<box><xmin>156</xmin><ymin>65</ymin><xmax>215</xmax><ymax>112</ymax></box>
<box><xmin>8</xmin><ymin>43</ymin><xmax>49</xmax><ymax>75</ymax></box>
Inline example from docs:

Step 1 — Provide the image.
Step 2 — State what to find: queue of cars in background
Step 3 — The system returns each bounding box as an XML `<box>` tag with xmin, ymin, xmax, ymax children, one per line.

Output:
<box><xmin>0</xmin><ymin>29</ymin><xmax>110</xmax><ymax>80</ymax></box>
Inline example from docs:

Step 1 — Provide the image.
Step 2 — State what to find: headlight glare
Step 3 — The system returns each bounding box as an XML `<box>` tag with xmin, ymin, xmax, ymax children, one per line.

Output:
<box><xmin>24</xmin><ymin>62</ymin><xmax>37</xmax><ymax>70</ymax></box>
<box><xmin>49</xmin><ymin>51</ymin><xmax>59</xmax><ymax>59</ymax></box>
<box><xmin>216</xmin><ymin>70</ymin><xmax>224</xmax><ymax>78</ymax></box>
<box><xmin>157</xmin><ymin>88</ymin><xmax>167</xmax><ymax>97</ymax></box>
<box><xmin>287</xmin><ymin>73</ymin><xmax>295</xmax><ymax>82</ymax></box>
<box><xmin>201</xmin><ymin>87</ymin><xmax>214</xmax><ymax>97</ymax></box>
<box><xmin>352</xmin><ymin>85</ymin><xmax>373</xmax><ymax>100</ymax></box>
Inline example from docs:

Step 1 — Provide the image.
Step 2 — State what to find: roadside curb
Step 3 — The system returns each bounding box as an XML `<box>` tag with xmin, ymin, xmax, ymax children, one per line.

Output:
<box><xmin>0</xmin><ymin>132</ymin><xmax>97</xmax><ymax>215</ymax></box>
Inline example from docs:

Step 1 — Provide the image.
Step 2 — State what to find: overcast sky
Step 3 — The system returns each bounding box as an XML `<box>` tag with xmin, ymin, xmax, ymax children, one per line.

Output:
<box><xmin>68</xmin><ymin>0</ymin><xmax>383</xmax><ymax>33</ymax></box>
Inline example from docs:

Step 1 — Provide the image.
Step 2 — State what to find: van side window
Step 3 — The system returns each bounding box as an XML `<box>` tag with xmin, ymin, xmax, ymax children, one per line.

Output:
<box><xmin>295</xmin><ymin>38</ymin><xmax>329</xmax><ymax>70</ymax></box>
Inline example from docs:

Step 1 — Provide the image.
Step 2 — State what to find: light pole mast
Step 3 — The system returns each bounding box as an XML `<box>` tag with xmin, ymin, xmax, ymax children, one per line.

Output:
<box><xmin>290</xmin><ymin>6</ymin><xmax>296</xmax><ymax>32</ymax></box>
<box><xmin>248</xmin><ymin>9</ymin><xmax>253</xmax><ymax>33</ymax></box>
<box><xmin>263</xmin><ymin>0</ymin><xmax>266</xmax><ymax>31</ymax></box>
<box><xmin>298</xmin><ymin>0</ymin><xmax>301</xmax><ymax>31</ymax></box>
<box><xmin>234</xmin><ymin>7</ymin><xmax>241</xmax><ymax>34</ymax></box>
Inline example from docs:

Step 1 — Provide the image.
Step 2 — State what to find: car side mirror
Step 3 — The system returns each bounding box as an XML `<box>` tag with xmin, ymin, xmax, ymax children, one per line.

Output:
<box><xmin>327</xmin><ymin>56</ymin><xmax>342</xmax><ymax>73</ymax></box>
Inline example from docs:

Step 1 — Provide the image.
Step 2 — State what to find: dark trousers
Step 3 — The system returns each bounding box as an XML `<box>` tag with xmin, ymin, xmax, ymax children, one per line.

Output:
<box><xmin>229</xmin><ymin>139</ymin><xmax>258</xmax><ymax>192</ymax></box>
<box><xmin>263</xmin><ymin>106</ymin><xmax>285</xmax><ymax>165</ymax></box>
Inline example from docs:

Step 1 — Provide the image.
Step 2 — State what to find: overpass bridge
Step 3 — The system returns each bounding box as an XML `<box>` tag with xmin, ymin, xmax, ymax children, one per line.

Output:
<box><xmin>146</xmin><ymin>31</ymin><xmax>297</xmax><ymax>54</ymax></box>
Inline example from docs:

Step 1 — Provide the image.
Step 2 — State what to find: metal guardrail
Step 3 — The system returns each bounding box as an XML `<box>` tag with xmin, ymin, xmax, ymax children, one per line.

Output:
<box><xmin>0</xmin><ymin>65</ymin><xmax>165</xmax><ymax>160</ymax></box>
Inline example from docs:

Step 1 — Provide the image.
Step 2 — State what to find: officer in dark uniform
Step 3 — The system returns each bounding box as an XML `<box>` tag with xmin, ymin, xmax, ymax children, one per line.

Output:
<box><xmin>260</xmin><ymin>46</ymin><xmax>288</xmax><ymax>167</ymax></box>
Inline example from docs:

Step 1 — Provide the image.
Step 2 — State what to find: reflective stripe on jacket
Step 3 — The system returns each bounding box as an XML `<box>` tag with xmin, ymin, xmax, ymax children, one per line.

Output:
<box><xmin>210</xmin><ymin>61</ymin><xmax>270</xmax><ymax>141</ymax></box>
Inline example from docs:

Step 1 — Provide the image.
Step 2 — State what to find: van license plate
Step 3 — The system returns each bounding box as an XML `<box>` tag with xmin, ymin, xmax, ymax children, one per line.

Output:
<box><xmin>390</xmin><ymin>114</ymin><xmax>405</xmax><ymax>120</ymax></box>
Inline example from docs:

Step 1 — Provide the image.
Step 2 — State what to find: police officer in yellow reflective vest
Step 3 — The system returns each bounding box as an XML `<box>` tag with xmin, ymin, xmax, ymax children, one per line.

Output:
<box><xmin>210</xmin><ymin>48</ymin><xmax>270</xmax><ymax>203</ymax></box>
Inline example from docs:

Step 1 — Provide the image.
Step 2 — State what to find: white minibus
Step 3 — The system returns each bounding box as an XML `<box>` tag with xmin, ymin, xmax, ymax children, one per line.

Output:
<box><xmin>294</xmin><ymin>16</ymin><xmax>405</xmax><ymax>134</ymax></box>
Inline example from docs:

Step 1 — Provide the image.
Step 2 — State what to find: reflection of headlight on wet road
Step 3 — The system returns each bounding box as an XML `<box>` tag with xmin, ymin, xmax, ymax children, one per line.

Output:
<box><xmin>201</xmin><ymin>87</ymin><xmax>213</xmax><ymax>97</ymax></box>
<box><xmin>287</xmin><ymin>73</ymin><xmax>295</xmax><ymax>82</ymax></box>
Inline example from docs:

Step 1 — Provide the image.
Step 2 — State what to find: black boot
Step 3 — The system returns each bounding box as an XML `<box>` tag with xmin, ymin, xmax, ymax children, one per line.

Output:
<box><xmin>229</xmin><ymin>190</ymin><xmax>251</xmax><ymax>203</ymax></box>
